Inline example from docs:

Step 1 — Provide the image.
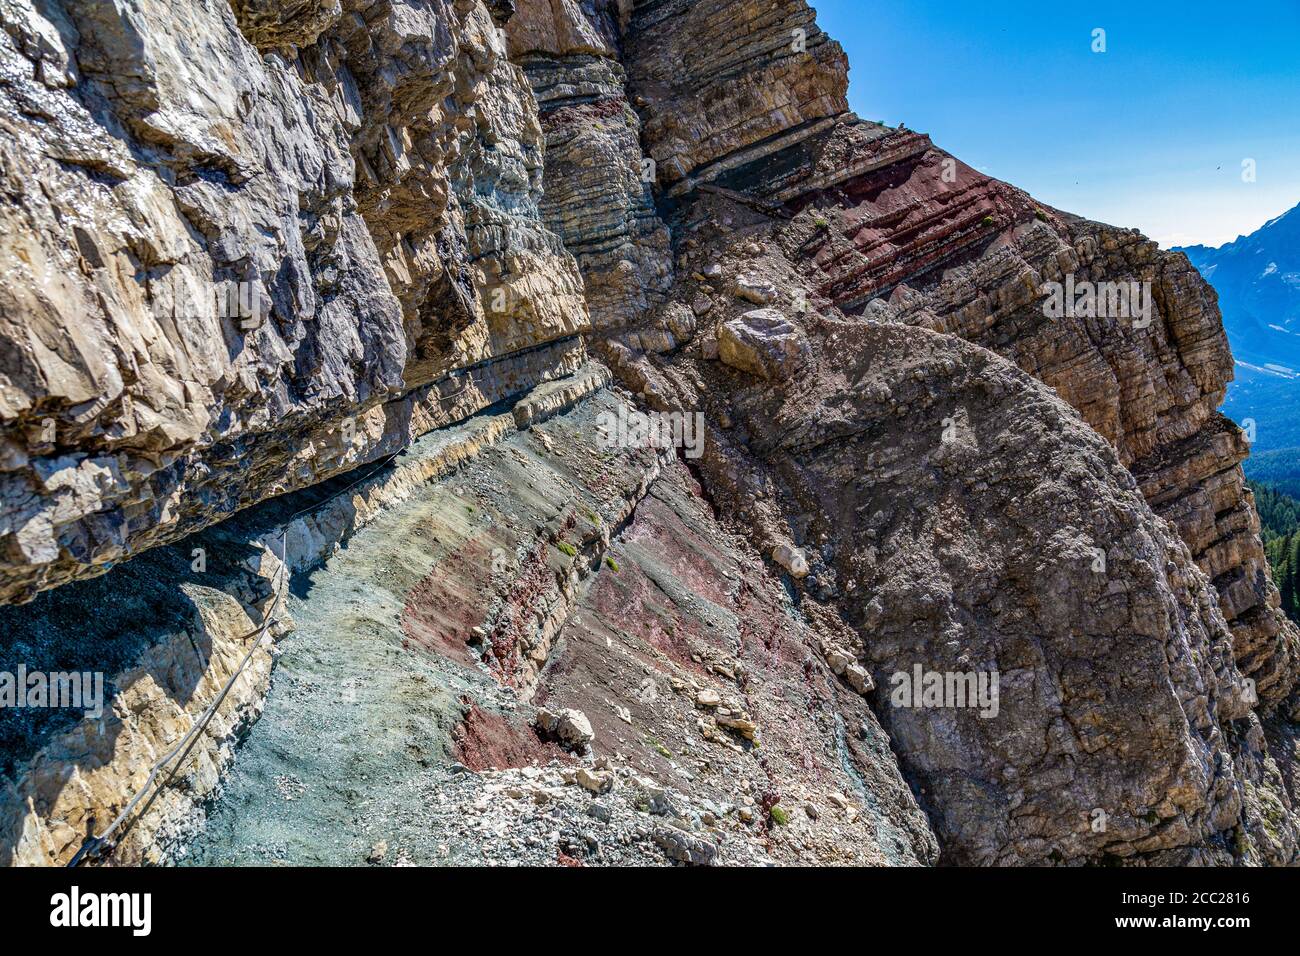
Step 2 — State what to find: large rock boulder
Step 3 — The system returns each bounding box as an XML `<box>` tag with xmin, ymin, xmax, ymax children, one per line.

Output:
<box><xmin>718</xmin><ymin>309</ymin><xmax>809</xmax><ymax>380</ymax></box>
<box><xmin>535</xmin><ymin>706</ymin><xmax>594</xmax><ymax>751</ymax></box>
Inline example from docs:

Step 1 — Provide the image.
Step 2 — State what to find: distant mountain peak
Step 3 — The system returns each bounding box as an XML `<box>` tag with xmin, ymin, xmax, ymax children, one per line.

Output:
<box><xmin>1176</xmin><ymin>201</ymin><xmax>1300</xmax><ymax>256</ymax></box>
<box><xmin>1263</xmin><ymin>203</ymin><xmax>1299</xmax><ymax>232</ymax></box>
<box><xmin>1177</xmin><ymin>201</ymin><xmax>1300</xmax><ymax>338</ymax></box>
<box><xmin>1180</xmin><ymin>199</ymin><xmax>1300</xmax><ymax>463</ymax></box>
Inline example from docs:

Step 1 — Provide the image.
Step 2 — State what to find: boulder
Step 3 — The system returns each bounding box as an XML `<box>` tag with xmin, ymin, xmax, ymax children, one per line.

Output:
<box><xmin>652</xmin><ymin>826</ymin><xmax>718</xmax><ymax>866</ymax></box>
<box><xmin>844</xmin><ymin>663</ymin><xmax>874</xmax><ymax>694</ymax></box>
<box><xmin>733</xmin><ymin>274</ymin><xmax>778</xmax><ymax>305</ymax></box>
<box><xmin>715</xmin><ymin>709</ymin><xmax>758</xmax><ymax>740</ymax></box>
<box><xmin>574</xmin><ymin>767</ymin><xmax>614</xmax><ymax>794</ymax></box>
<box><xmin>536</xmin><ymin>707</ymin><xmax>595</xmax><ymax>751</ymax></box>
<box><xmin>825</xmin><ymin>648</ymin><xmax>852</xmax><ymax>674</ymax></box>
<box><xmin>772</xmin><ymin>543</ymin><xmax>810</xmax><ymax>578</ymax></box>
<box><xmin>719</xmin><ymin>310</ymin><xmax>810</xmax><ymax>380</ymax></box>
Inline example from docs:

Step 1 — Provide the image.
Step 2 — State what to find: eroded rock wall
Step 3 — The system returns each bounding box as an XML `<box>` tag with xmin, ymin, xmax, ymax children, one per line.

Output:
<box><xmin>0</xmin><ymin>0</ymin><xmax>588</xmax><ymax>606</ymax></box>
<box><xmin>623</xmin><ymin>0</ymin><xmax>849</xmax><ymax>195</ymax></box>
<box><xmin>0</xmin><ymin>521</ymin><xmax>292</xmax><ymax>866</ymax></box>
<box><xmin>775</xmin><ymin>121</ymin><xmax>1297</xmax><ymax>709</ymax></box>
<box><xmin>0</xmin><ymin>360</ymin><xmax>609</xmax><ymax>866</ymax></box>
<box><xmin>165</xmin><ymin>381</ymin><xmax>936</xmax><ymax>866</ymax></box>
<box><xmin>575</xmin><ymin>0</ymin><xmax>1300</xmax><ymax>863</ymax></box>
<box><xmin>588</xmin><ymin>0</ymin><xmax>1297</xmax><ymax>717</ymax></box>
<box><xmin>505</xmin><ymin>1</ymin><xmax>673</xmax><ymax>334</ymax></box>
<box><xmin>2</xmin><ymin>0</ymin><xmax>1298</xmax><ymax>869</ymax></box>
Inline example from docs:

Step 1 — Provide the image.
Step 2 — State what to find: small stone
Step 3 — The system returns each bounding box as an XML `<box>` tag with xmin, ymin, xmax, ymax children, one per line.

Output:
<box><xmin>575</xmin><ymin>767</ymin><xmax>614</xmax><ymax>794</ymax></box>
<box><xmin>773</xmin><ymin>543</ymin><xmax>809</xmax><ymax>578</ymax></box>
<box><xmin>702</xmin><ymin>330</ymin><xmax>719</xmax><ymax>360</ymax></box>
<box><xmin>652</xmin><ymin>826</ymin><xmax>718</xmax><ymax>866</ymax></box>
<box><xmin>825</xmin><ymin>649</ymin><xmax>852</xmax><ymax>675</ymax></box>
<box><xmin>715</xmin><ymin>711</ymin><xmax>758</xmax><ymax>740</ymax></box>
<box><xmin>696</xmin><ymin>689</ymin><xmax>721</xmax><ymax>708</ymax></box>
<box><xmin>367</xmin><ymin>841</ymin><xmax>388</xmax><ymax>864</ymax></box>
<box><xmin>864</xmin><ymin>597</ymin><xmax>885</xmax><ymax>628</ymax></box>
<box><xmin>845</xmin><ymin>663</ymin><xmax>874</xmax><ymax>694</ymax></box>
<box><xmin>718</xmin><ymin>309</ymin><xmax>810</xmax><ymax>380</ymax></box>
<box><xmin>733</xmin><ymin>274</ymin><xmax>777</xmax><ymax>305</ymax></box>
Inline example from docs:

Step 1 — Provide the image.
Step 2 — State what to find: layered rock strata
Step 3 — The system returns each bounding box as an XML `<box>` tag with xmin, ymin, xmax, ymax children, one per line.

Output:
<box><xmin>623</xmin><ymin>0</ymin><xmax>849</xmax><ymax>195</ymax></box>
<box><xmin>1</xmin><ymin>0</ymin><xmax>1298</xmax><ymax>869</ymax></box>
<box><xmin>585</xmin><ymin>0</ymin><xmax>1300</xmax><ymax>861</ymax></box>
<box><xmin>601</xmin><ymin>0</ymin><xmax>1297</xmax><ymax>717</ymax></box>
<box><xmin>766</xmin><ymin>119</ymin><xmax>1297</xmax><ymax>710</ymax></box>
<box><xmin>0</xmin><ymin>361</ymin><xmax>606</xmax><ymax>865</ymax></box>
<box><xmin>178</xmin><ymin>385</ymin><xmax>936</xmax><ymax>865</ymax></box>
<box><xmin>505</xmin><ymin>2</ymin><xmax>673</xmax><ymax>334</ymax></box>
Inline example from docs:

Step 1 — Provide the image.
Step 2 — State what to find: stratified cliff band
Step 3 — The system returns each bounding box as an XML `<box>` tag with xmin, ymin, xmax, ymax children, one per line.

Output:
<box><xmin>0</xmin><ymin>0</ymin><xmax>1297</xmax><ymax>867</ymax></box>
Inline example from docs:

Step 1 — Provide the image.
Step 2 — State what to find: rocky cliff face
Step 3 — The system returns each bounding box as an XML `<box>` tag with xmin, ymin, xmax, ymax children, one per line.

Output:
<box><xmin>0</xmin><ymin>0</ymin><xmax>587</xmax><ymax>607</ymax></box>
<box><xmin>504</xmin><ymin>1</ymin><xmax>673</xmax><ymax>333</ymax></box>
<box><xmin>1</xmin><ymin>0</ymin><xmax>1297</xmax><ymax>867</ymax></box>
<box><xmin>778</xmin><ymin>131</ymin><xmax>1297</xmax><ymax>711</ymax></box>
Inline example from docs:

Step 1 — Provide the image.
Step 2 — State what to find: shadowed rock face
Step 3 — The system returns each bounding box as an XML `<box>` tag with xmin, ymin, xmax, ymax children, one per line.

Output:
<box><xmin>2</xmin><ymin>0</ymin><xmax>1299</xmax><ymax>868</ymax></box>
<box><xmin>642</xmin><ymin>317</ymin><xmax>1269</xmax><ymax>863</ymax></box>
<box><xmin>616</xmin><ymin>251</ymin><xmax>1297</xmax><ymax>862</ymax></box>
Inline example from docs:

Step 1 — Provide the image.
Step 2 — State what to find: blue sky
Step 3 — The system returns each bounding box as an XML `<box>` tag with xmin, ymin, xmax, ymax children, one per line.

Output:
<box><xmin>812</xmin><ymin>0</ymin><xmax>1300</xmax><ymax>248</ymax></box>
